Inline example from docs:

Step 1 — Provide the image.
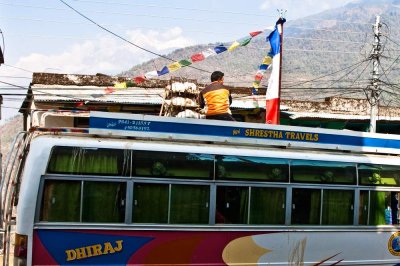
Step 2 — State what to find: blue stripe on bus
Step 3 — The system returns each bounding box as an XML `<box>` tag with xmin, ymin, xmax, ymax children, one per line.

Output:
<box><xmin>89</xmin><ymin>116</ymin><xmax>400</xmax><ymax>150</ymax></box>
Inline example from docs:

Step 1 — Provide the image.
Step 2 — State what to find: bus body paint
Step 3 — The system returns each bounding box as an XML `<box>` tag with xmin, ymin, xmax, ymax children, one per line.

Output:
<box><xmin>32</xmin><ymin>229</ymin><xmax>400</xmax><ymax>265</ymax></box>
<box><xmin>33</xmin><ymin>230</ymin><xmax>253</xmax><ymax>265</ymax></box>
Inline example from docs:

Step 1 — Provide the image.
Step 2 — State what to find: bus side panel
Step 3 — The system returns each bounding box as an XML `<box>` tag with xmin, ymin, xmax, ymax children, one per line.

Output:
<box><xmin>32</xmin><ymin>229</ymin><xmax>400</xmax><ymax>265</ymax></box>
<box><xmin>32</xmin><ymin>229</ymin><xmax>254</xmax><ymax>265</ymax></box>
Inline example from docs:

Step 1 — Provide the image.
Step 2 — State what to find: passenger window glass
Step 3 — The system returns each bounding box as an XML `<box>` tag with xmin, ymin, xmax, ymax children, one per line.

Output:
<box><xmin>47</xmin><ymin>147</ymin><xmax>130</xmax><ymax>176</ymax></box>
<box><xmin>216</xmin><ymin>186</ymin><xmax>249</xmax><ymax>224</ymax></box>
<box><xmin>170</xmin><ymin>184</ymin><xmax>210</xmax><ymax>224</ymax></box>
<box><xmin>322</xmin><ymin>189</ymin><xmax>353</xmax><ymax>225</ymax></box>
<box><xmin>82</xmin><ymin>181</ymin><xmax>126</xmax><ymax>223</ymax></box>
<box><xmin>359</xmin><ymin>164</ymin><xmax>400</xmax><ymax>186</ymax></box>
<box><xmin>292</xmin><ymin>188</ymin><xmax>321</xmax><ymax>225</ymax></box>
<box><xmin>291</xmin><ymin>160</ymin><xmax>356</xmax><ymax>184</ymax></box>
<box><xmin>133</xmin><ymin>183</ymin><xmax>169</xmax><ymax>223</ymax></box>
<box><xmin>367</xmin><ymin>191</ymin><xmax>399</xmax><ymax>225</ymax></box>
<box><xmin>40</xmin><ymin>180</ymin><xmax>81</xmax><ymax>222</ymax></box>
<box><xmin>250</xmin><ymin>187</ymin><xmax>286</xmax><ymax>224</ymax></box>
<box><xmin>216</xmin><ymin>155</ymin><xmax>288</xmax><ymax>182</ymax></box>
<box><xmin>133</xmin><ymin>151</ymin><xmax>214</xmax><ymax>179</ymax></box>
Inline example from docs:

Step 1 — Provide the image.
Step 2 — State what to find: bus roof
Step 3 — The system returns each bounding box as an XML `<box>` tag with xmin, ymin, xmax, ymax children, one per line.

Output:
<box><xmin>88</xmin><ymin>111</ymin><xmax>400</xmax><ymax>155</ymax></box>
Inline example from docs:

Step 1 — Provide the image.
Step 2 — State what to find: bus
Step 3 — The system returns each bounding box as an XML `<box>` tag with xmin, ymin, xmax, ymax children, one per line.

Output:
<box><xmin>4</xmin><ymin>111</ymin><xmax>400</xmax><ymax>265</ymax></box>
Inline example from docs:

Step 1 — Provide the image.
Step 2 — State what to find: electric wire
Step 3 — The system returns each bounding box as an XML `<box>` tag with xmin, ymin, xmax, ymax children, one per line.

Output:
<box><xmin>284</xmin><ymin>58</ymin><xmax>370</xmax><ymax>88</ymax></box>
<box><xmin>58</xmin><ymin>0</ymin><xmax>211</xmax><ymax>75</ymax></box>
<box><xmin>0</xmin><ymin>1</ymin><xmax>275</xmax><ymax>18</ymax></box>
<box><xmin>2</xmin><ymin>64</ymin><xmax>33</xmax><ymax>73</ymax></box>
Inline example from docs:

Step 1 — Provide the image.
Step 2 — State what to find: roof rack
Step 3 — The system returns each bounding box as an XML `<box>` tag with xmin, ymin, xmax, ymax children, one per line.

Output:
<box><xmin>89</xmin><ymin>111</ymin><xmax>400</xmax><ymax>155</ymax></box>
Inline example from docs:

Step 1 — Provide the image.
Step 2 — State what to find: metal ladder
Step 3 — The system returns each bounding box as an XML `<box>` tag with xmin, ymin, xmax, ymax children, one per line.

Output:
<box><xmin>0</xmin><ymin>131</ymin><xmax>30</xmax><ymax>266</ymax></box>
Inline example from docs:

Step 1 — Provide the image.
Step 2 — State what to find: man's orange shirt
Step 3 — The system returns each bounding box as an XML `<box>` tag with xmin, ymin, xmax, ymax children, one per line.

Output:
<box><xmin>198</xmin><ymin>82</ymin><xmax>232</xmax><ymax>116</ymax></box>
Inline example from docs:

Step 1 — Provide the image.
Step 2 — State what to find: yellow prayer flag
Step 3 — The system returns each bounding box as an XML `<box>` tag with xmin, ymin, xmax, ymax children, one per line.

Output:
<box><xmin>114</xmin><ymin>82</ymin><xmax>127</xmax><ymax>89</ymax></box>
<box><xmin>262</xmin><ymin>56</ymin><xmax>272</xmax><ymax>65</ymax></box>
<box><xmin>228</xmin><ymin>41</ymin><xmax>240</xmax><ymax>52</ymax></box>
<box><xmin>167</xmin><ymin>62</ymin><xmax>181</xmax><ymax>72</ymax></box>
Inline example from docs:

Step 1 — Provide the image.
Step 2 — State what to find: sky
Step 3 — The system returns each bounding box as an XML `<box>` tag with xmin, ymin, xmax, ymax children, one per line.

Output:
<box><xmin>0</xmin><ymin>0</ymin><xmax>354</xmax><ymax>123</ymax></box>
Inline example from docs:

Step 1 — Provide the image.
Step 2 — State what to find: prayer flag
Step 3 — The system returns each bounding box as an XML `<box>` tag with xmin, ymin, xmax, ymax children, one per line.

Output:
<box><xmin>240</xmin><ymin>37</ymin><xmax>252</xmax><ymax>46</ymax></box>
<box><xmin>114</xmin><ymin>82</ymin><xmax>127</xmax><ymax>89</ymax></box>
<box><xmin>144</xmin><ymin>71</ymin><xmax>158</xmax><ymax>79</ymax></box>
<box><xmin>262</xmin><ymin>56</ymin><xmax>272</xmax><ymax>65</ymax></box>
<box><xmin>249</xmin><ymin>31</ymin><xmax>263</xmax><ymax>37</ymax></box>
<box><xmin>157</xmin><ymin>66</ymin><xmax>169</xmax><ymax>76</ymax></box>
<box><xmin>228</xmin><ymin>41</ymin><xmax>240</xmax><ymax>52</ymax></box>
<box><xmin>202</xmin><ymin>48</ymin><xmax>217</xmax><ymax>58</ymax></box>
<box><xmin>214</xmin><ymin>45</ymin><xmax>227</xmax><ymax>54</ymax></box>
<box><xmin>167</xmin><ymin>62</ymin><xmax>181</xmax><ymax>72</ymax></box>
<box><xmin>104</xmin><ymin>87</ymin><xmax>116</xmax><ymax>94</ymax></box>
<box><xmin>134</xmin><ymin>76</ymin><xmax>146</xmax><ymax>83</ymax></box>
<box><xmin>191</xmin><ymin>53</ymin><xmax>205</xmax><ymax>62</ymax></box>
<box><xmin>179</xmin><ymin>59</ymin><xmax>192</xmax><ymax>67</ymax></box>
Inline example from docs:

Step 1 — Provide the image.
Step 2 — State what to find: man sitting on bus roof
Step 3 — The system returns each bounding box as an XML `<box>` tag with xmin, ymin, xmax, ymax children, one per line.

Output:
<box><xmin>198</xmin><ymin>71</ymin><xmax>236</xmax><ymax>121</ymax></box>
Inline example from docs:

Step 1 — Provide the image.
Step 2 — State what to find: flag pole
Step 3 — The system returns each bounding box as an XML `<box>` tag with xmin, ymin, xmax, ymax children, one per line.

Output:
<box><xmin>265</xmin><ymin>12</ymin><xmax>286</xmax><ymax>124</ymax></box>
<box><xmin>277</xmin><ymin>10</ymin><xmax>286</xmax><ymax>124</ymax></box>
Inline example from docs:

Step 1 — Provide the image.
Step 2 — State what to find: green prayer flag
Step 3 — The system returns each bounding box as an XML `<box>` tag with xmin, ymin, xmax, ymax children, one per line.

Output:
<box><xmin>179</xmin><ymin>59</ymin><xmax>192</xmax><ymax>67</ymax></box>
<box><xmin>240</xmin><ymin>37</ymin><xmax>252</xmax><ymax>46</ymax></box>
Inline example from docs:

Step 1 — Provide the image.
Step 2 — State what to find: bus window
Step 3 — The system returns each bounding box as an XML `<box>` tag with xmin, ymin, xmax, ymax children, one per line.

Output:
<box><xmin>292</xmin><ymin>188</ymin><xmax>321</xmax><ymax>225</ymax></box>
<box><xmin>170</xmin><ymin>184</ymin><xmax>210</xmax><ymax>224</ymax></box>
<box><xmin>291</xmin><ymin>160</ymin><xmax>356</xmax><ymax>184</ymax></box>
<box><xmin>216</xmin><ymin>186</ymin><xmax>249</xmax><ymax>224</ymax></box>
<box><xmin>250</xmin><ymin>187</ymin><xmax>286</xmax><ymax>224</ymax></box>
<box><xmin>47</xmin><ymin>146</ymin><xmax>131</xmax><ymax>176</ymax></box>
<box><xmin>322</xmin><ymin>189</ymin><xmax>354</xmax><ymax>225</ymax></box>
<box><xmin>133</xmin><ymin>183</ymin><xmax>210</xmax><ymax>224</ymax></box>
<box><xmin>360</xmin><ymin>190</ymin><xmax>399</xmax><ymax>225</ymax></box>
<box><xmin>215</xmin><ymin>155</ymin><xmax>288</xmax><ymax>182</ymax></box>
<box><xmin>40</xmin><ymin>180</ymin><xmax>127</xmax><ymax>223</ymax></box>
<box><xmin>133</xmin><ymin>183</ymin><xmax>169</xmax><ymax>223</ymax></box>
<box><xmin>40</xmin><ymin>180</ymin><xmax>81</xmax><ymax>222</ymax></box>
<box><xmin>133</xmin><ymin>151</ymin><xmax>214</xmax><ymax>179</ymax></box>
<box><xmin>359</xmin><ymin>164</ymin><xmax>400</xmax><ymax>186</ymax></box>
<box><xmin>82</xmin><ymin>181</ymin><xmax>126</xmax><ymax>223</ymax></box>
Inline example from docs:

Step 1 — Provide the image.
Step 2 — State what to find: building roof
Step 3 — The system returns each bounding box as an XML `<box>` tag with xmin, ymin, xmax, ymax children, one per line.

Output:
<box><xmin>27</xmin><ymin>73</ymin><xmax>269</xmax><ymax>109</ymax></box>
<box><xmin>31</xmin><ymin>85</ymin><xmax>165</xmax><ymax>105</ymax></box>
<box><xmin>22</xmin><ymin>72</ymin><xmax>400</xmax><ymax>121</ymax></box>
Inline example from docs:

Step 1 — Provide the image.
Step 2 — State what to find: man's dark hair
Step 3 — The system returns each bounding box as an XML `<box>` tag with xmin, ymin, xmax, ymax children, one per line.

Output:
<box><xmin>211</xmin><ymin>71</ymin><xmax>224</xmax><ymax>82</ymax></box>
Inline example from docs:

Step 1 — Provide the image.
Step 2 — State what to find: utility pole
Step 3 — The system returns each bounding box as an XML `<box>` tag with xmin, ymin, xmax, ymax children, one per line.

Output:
<box><xmin>369</xmin><ymin>15</ymin><xmax>382</xmax><ymax>133</ymax></box>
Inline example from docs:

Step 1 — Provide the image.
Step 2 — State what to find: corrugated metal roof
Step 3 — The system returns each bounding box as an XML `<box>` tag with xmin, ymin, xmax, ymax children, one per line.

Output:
<box><xmin>286</xmin><ymin>111</ymin><xmax>400</xmax><ymax>121</ymax></box>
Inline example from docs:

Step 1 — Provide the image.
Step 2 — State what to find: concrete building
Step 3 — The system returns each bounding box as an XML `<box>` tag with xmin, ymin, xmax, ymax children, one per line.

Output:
<box><xmin>19</xmin><ymin>72</ymin><xmax>400</xmax><ymax>134</ymax></box>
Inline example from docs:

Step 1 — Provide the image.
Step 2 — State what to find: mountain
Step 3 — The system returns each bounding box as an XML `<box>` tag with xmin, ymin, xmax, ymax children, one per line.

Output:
<box><xmin>1</xmin><ymin>115</ymin><xmax>23</xmax><ymax>171</ymax></box>
<box><xmin>121</xmin><ymin>0</ymin><xmax>400</xmax><ymax>103</ymax></box>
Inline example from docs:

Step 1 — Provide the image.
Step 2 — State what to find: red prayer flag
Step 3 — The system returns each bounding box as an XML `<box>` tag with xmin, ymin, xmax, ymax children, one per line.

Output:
<box><xmin>249</xmin><ymin>31</ymin><xmax>263</xmax><ymax>37</ymax></box>
<box><xmin>191</xmin><ymin>53</ymin><xmax>205</xmax><ymax>62</ymax></box>
<box><xmin>134</xmin><ymin>76</ymin><xmax>146</xmax><ymax>83</ymax></box>
<box><xmin>104</xmin><ymin>87</ymin><xmax>116</xmax><ymax>94</ymax></box>
<box><xmin>255</xmin><ymin>73</ymin><xmax>263</xmax><ymax>81</ymax></box>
